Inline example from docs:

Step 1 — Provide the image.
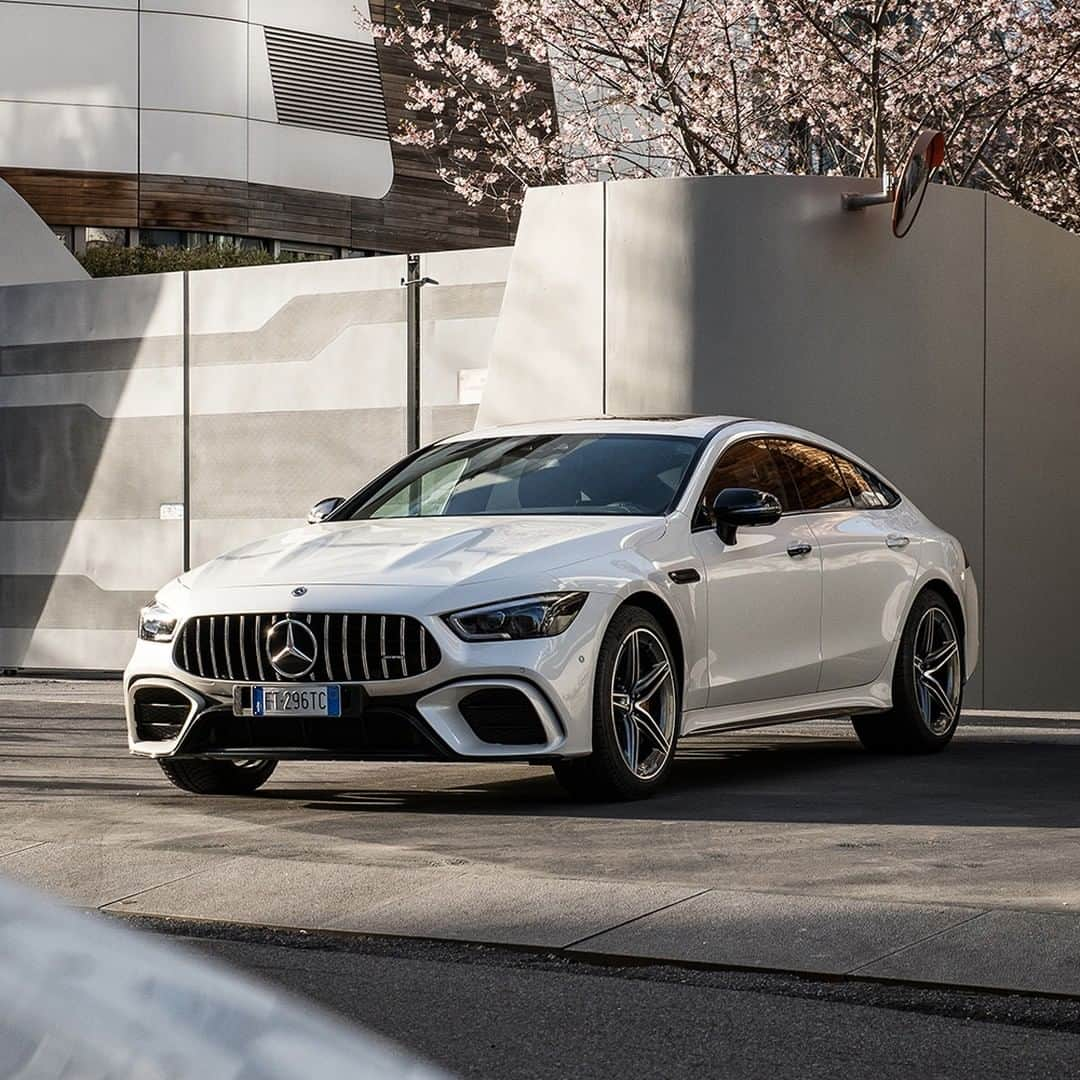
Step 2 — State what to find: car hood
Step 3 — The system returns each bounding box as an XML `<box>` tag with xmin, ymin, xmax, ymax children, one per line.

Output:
<box><xmin>182</xmin><ymin>516</ymin><xmax>665</xmax><ymax>591</ymax></box>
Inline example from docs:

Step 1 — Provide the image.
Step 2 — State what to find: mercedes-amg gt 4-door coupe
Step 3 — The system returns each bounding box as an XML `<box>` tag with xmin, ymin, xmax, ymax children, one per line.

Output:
<box><xmin>126</xmin><ymin>416</ymin><xmax>978</xmax><ymax>800</ymax></box>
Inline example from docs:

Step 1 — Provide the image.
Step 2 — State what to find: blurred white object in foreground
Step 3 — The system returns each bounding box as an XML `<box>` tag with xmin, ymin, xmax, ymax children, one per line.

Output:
<box><xmin>0</xmin><ymin>876</ymin><xmax>449</xmax><ymax>1079</ymax></box>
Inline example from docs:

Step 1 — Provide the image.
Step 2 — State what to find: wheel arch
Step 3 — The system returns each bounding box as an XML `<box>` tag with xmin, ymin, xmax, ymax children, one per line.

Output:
<box><xmin>910</xmin><ymin>578</ymin><xmax>967</xmax><ymax>674</ymax></box>
<box><xmin>616</xmin><ymin>591</ymin><xmax>686</xmax><ymax>703</ymax></box>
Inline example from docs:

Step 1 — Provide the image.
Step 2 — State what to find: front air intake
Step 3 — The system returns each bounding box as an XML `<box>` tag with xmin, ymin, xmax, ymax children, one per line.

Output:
<box><xmin>133</xmin><ymin>686</ymin><xmax>192</xmax><ymax>741</ymax></box>
<box><xmin>173</xmin><ymin>613</ymin><xmax>441</xmax><ymax>684</ymax></box>
<box><xmin>459</xmin><ymin>688</ymin><xmax>547</xmax><ymax>745</ymax></box>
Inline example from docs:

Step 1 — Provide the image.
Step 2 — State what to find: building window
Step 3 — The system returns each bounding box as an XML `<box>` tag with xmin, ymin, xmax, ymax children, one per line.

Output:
<box><xmin>52</xmin><ymin>226</ymin><xmax>75</xmax><ymax>251</ymax></box>
<box><xmin>141</xmin><ymin>229</ymin><xmax>185</xmax><ymax>248</ymax></box>
<box><xmin>278</xmin><ymin>241</ymin><xmax>336</xmax><ymax>262</ymax></box>
<box><xmin>86</xmin><ymin>226</ymin><xmax>128</xmax><ymax>248</ymax></box>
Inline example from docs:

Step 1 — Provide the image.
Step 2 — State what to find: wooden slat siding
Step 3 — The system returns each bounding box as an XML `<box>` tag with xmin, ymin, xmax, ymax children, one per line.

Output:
<box><xmin>139</xmin><ymin>175</ymin><xmax>251</xmax><ymax>234</ymax></box>
<box><xmin>0</xmin><ymin>168</ymin><xmax>138</xmax><ymax>227</ymax></box>
<box><xmin>0</xmin><ymin>0</ymin><xmax>551</xmax><ymax>252</ymax></box>
<box><xmin>247</xmin><ymin>182</ymin><xmax>353</xmax><ymax>247</ymax></box>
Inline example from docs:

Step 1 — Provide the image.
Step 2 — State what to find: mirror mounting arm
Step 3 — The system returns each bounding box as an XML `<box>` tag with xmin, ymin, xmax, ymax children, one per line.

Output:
<box><xmin>841</xmin><ymin>190</ymin><xmax>893</xmax><ymax>212</ymax></box>
<box><xmin>717</xmin><ymin>522</ymin><xmax>738</xmax><ymax>546</ymax></box>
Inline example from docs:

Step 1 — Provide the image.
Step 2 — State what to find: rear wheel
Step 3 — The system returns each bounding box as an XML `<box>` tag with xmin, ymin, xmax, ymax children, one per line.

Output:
<box><xmin>158</xmin><ymin>758</ymin><xmax>277</xmax><ymax>795</ymax></box>
<box><xmin>553</xmin><ymin>606</ymin><xmax>679</xmax><ymax>801</ymax></box>
<box><xmin>853</xmin><ymin>589</ymin><xmax>963</xmax><ymax>754</ymax></box>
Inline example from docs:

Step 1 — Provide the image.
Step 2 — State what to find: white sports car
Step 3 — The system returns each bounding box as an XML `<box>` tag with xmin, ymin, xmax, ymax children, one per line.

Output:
<box><xmin>125</xmin><ymin>417</ymin><xmax>979</xmax><ymax>800</ymax></box>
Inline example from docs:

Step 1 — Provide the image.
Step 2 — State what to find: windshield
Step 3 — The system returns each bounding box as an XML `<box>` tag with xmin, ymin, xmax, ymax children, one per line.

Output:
<box><xmin>342</xmin><ymin>434</ymin><xmax>700</xmax><ymax>519</ymax></box>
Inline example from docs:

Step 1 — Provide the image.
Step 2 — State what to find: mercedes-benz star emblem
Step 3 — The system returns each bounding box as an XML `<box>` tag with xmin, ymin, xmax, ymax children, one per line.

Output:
<box><xmin>266</xmin><ymin>618</ymin><xmax>318</xmax><ymax>679</ymax></box>
<box><xmin>292</xmin><ymin>586</ymin><xmax>308</xmax><ymax>597</ymax></box>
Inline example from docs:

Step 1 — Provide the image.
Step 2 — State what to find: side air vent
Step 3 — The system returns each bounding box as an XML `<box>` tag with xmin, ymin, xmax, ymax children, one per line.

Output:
<box><xmin>264</xmin><ymin>26</ymin><xmax>389</xmax><ymax>141</ymax></box>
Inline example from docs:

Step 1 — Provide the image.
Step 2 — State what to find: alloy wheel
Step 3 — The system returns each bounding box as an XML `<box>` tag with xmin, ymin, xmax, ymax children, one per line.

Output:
<box><xmin>912</xmin><ymin>607</ymin><xmax>962</xmax><ymax>735</ymax></box>
<box><xmin>610</xmin><ymin>628</ymin><xmax>678</xmax><ymax>780</ymax></box>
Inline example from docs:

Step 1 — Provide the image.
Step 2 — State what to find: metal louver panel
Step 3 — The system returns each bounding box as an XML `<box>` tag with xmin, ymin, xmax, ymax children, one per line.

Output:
<box><xmin>173</xmin><ymin>613</ymin><xmax>441</xmax><ymax>684</ymax></box>
<box><xmin>264</xmin><ymin>25</ymin><xmax>390</xmax><ymax>141</ymax></box>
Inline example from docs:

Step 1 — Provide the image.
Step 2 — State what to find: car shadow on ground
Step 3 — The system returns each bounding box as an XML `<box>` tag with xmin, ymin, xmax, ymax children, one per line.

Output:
<box><xmin>251</xmin><ymin>731</ymin><xmax>1080</xmax><ymax>829</ymax></box>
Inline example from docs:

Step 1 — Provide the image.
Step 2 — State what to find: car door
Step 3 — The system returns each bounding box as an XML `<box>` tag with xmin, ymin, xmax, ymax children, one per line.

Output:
<box><xmin>690</xmin><ymin>438</ymin><xmax>823</xmax><ymax>707</ymax></box>
<box><xmin>772</xmin><ymin>441</ymin><xmax>921</xmax><ymax>691</ymax></box>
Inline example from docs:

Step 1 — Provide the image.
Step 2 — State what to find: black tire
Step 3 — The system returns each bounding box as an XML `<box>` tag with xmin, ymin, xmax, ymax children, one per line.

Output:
<box><xmin>158</xmin><ymin>758</ymin><xmax>277</xmax><ymax>794</ymax></box>
<box><xmin>853</xmin><ymin>588</ymin><xmax>963</xmax><ymax>754</ymax></box>
<box><xmin>552</xmin><ymin>605</ymin><xmax>680</xmax><ymax>801</ymax></box>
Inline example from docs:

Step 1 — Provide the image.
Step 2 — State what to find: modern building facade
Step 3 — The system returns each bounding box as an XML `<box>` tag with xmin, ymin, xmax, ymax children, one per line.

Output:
<box><xmin>0</xmin><ymin>0</ymin><xmax>528</xmax><ymax>257</ymax></box>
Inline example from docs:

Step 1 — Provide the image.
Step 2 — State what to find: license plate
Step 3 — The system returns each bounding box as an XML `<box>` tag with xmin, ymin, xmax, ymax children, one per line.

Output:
<box><xmin>252</xmin><ymin>685</ymin><xmax>341</xmax><ymax>718</ymax></box>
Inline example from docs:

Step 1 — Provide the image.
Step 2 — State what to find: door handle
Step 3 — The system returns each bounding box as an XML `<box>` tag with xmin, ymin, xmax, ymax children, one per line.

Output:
<box><xmin>886</xmin><ymin>534</ymin><xmax>911</xmax><ymax>549</ymax></box>
<box><xmin>786</xmin><ymin>542</ymin><xmax>813</xmax><ymax>558</ymax></box>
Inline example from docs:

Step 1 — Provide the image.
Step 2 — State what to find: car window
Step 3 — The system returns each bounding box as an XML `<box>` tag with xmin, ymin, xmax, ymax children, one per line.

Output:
<box><xmin>834</xmin><ymin>456</ymin><xmax>875</xmax><ymax>509</ymax></box>
<box><xmin>695</xmin><ymin>439</ymin><xmax>794</xmax><ymax>527</ymax></box>
<box><xmin>370</xmin><ymin>458</ymin><xmax>467</xmax><ymax>518</ymax></box>
<box><xmin>349</xmin><ymin>434</ymin><xmax>700</xmax><ymax>519</ymax></box>
<box><xmin>833</xmin><ymin>455</ymin><xmax>897</xmax><ymax>509</ymax></box>
<box><xmin>842</xmin><ymin>457</ymin><xmax>900</xmax><ymax>508</ymax></box>
<box><xmin>769</xmin><ymin>440</ymin><xmax>852</xmax><ymax>511</ymax></box>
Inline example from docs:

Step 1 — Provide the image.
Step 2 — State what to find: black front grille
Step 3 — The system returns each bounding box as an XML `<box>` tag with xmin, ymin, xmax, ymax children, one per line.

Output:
<box><xmin>459</xmin><ymin>688</ymin><xmax>547</xmax><ymax>745</ymax></box>
<box><xmin>173</xmin><ymin>612</ymin><xmax>441</xmax><ymax>683</ymax></box>
<box><xmin>133</xmin><ymin>686</ymin><xmax>191</xmax><ymax>741</ymax></box>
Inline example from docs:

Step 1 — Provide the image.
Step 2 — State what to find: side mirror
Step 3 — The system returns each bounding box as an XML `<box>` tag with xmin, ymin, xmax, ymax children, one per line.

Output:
<box><xmin>307</xmin><ymin>496</ymin><xmax>344</xmax><ymax>524</ymax></box>
<box><xmin>712</xmin><ymin>488</ymin><xmax>782</xmax><ymax>546</ymax></box>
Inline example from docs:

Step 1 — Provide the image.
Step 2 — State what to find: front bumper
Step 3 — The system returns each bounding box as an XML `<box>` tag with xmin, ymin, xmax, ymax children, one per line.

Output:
<box><xmin>124</xmin><ymin>597</ymin><xmax>606</xmax><ymax>762</ymax></box>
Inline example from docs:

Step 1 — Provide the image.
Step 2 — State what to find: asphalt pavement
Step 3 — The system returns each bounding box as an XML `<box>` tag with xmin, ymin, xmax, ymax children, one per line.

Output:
<box><xmin>140</xmin><ymin>917</ymin><xmax>1080</xmax><ymax>1080</ymax></box>
<box><xmin>3</xmin><ymin>678</ymin><xmax>1080</xmax><ymax>1007</ymax></box>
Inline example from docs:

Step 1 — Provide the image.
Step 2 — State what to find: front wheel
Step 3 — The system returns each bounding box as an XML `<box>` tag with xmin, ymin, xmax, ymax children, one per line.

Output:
<box><xmin>553</xmin><ymin>606</ymin><xmax>680</xmax><ymax>801</ymax></box>
<box><xmin>853</xmin><ymin>589</ymin><xmax>963</xmax><ymax>754</ymax></box>
<box><xmin>158</xmin><ymin>758</ymin><xmax>277</xmax><ymax>794</ymax></box>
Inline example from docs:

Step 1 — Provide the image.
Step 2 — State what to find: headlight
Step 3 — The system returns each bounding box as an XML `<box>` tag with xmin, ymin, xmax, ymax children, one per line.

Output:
<box><xmin>139</xmin><ymin>601</ymin><xmax>178</xmax><ymax>643</ymax></box>
<box><xmin>444</xmin><ymin>592</ymin><xmax>588</xmax><ymax>642</ymax></box>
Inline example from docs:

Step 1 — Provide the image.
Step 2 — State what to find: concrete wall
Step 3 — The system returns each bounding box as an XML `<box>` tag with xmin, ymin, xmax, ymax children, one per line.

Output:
<box><xmin>0</xmin><ymin>272</ymin><xmax>185</xmax><ymax>670</ymax></box>
<box><xmin>419</xmin><ymin>247</ymin><xmax>511</xmax><ymax>443</ymax></box>
<box><xmin>481</xmin><ymin>176</ymin><xmax>1080</xmax><ymax>711</ymax></box>
<box><xmin>0</xmin><ymin>249</ymin><xmax>508</xmax><ymax>671</ymax></box>
<box><xmin>186</xmin><ymin>256</ymin><xmax>409</xmax><ymax>568</ymax></box>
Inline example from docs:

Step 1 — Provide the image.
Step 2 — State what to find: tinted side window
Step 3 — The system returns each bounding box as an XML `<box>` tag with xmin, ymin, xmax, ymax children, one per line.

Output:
<box><xmin>833</xmin><ymin>456</ymin><xmax>878</xmax><ymax>509</ymax></box>
<box><xmin>838</xmin><ymin>458</ymin><xmax>900</xmax><ymax>509</ymax></box>
<box><xmin>696</xmin><ymin>439</ymin><xmax>794</xmax><ymax>527</ymax></box>
<box><xmin>770</xmin><ymin>440</ymin><xmax>852</xmax><ymax>511</ymax></box>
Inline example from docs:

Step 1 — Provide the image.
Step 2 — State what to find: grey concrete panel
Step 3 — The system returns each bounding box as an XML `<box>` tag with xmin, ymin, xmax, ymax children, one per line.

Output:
<box><xmin>189</xmin><ymin>407</ymin><xmax>405</xmax><ymax>520</ymax></box>
<box><xmin>186</xmin><ymin>254</ymin><xmax>413</xmax><ymax>566</ymax></box>
<box><xmin>0</xmin><ymin>627</ymin><xmax>137</xmax><ymax>670</ymax></box>
<box><xmin>0</xmin><ymin>520</ymin><xmax>182</xmax><ymax>591</ymax></box>
<box><xmin>0</xmin><ymin>336</ymin><xmax>180</xmax><ymax>376</ymax></box>
<box><xmin>477</xmin><ymin>183</ymin><xmax>606</xmax><ymax>427</ymax></box>
<box><xmin>0</xmin><ymin>405</ymin><xmax>182</xmax><ymax>520</ymax></box>
<box><xmin>858</xmin><ymin>909</ymin><xmax>1080</xmax><ymax>995</ymax></box>
<box><xmin>189</xmin><ymin>289</ymin><xmax>406</xmax><ymax>367</ymax></box>
<box><xmin>418</xmin><ymin>248</ymin><xmax>510</xmax><ymax>445</ymax></box>
<box><xmin>0</xmin><ymin>271</ymin><xmax>183</xmax><ymax>670</ymax></box>
<box><xmin>421</xmin><ymin>282</ymin><xmax>506</xmax><ymax>321</ymax></box>
<box><xmin>0</xmin><ymin>179</ymin><xmax>88</xmax><ymax>286</ymax></box>
<box><xmin>423</xmin><ymin>405</ymin><xmax>479</xmax><ymax>443</ymax></box>
<box><xmin>0</xmin><ymin>575</ymin><xmax>147</xmax><ymax>630</ymax></box>
<box><xmin>571</xmin><ymin>888</ymin><xmax>983</xmax><ymax>974</ymax></box>
<box><xmin>0</xmin><ymin>271</ymin><xmax>184</xmax><ymax>347</ymax></box>
<box><xmin>984</xmin><ymin>199</ymin><xmax>1080</xmax><ymax>710</ymax></box>
<box><xmin>327</xmin><ymin>873</ymin><xmax>704</xmax><ymax>947</ymax></box>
